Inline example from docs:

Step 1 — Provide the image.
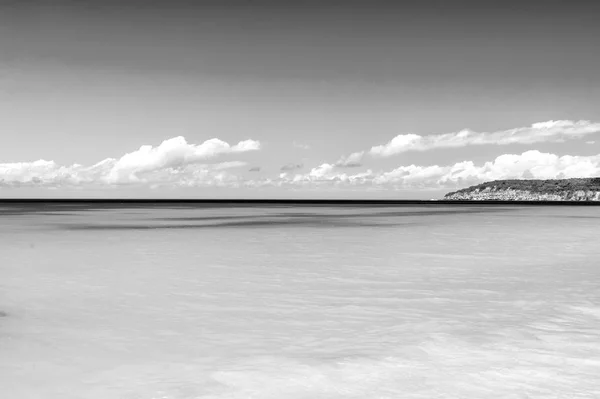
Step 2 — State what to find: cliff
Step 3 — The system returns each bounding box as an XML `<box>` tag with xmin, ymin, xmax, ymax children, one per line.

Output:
<box><xmin>444</xmin><ymin>178</ymin><xmax>600</xmax><ymax>201</ymax></box>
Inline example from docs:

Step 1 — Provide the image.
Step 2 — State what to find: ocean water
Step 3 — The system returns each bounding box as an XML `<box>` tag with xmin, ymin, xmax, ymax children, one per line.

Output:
<box><xmin>1</xmin><ymin>203</ymin><xmax>600</xmax><ymax>399</ymax></box>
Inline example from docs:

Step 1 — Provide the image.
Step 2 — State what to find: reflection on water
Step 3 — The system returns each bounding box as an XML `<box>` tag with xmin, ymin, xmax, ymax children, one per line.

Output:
<box><xmin>1</xmin><ymin>204</ymin><xmax>600</xmax><ymax>398</ymax></box>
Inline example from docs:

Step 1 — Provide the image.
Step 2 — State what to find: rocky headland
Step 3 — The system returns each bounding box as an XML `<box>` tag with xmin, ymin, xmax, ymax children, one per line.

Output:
<box><xmin>444</xmin><ymin>178</ymin><xmax>600</xmax><ymax>201</ymax></box>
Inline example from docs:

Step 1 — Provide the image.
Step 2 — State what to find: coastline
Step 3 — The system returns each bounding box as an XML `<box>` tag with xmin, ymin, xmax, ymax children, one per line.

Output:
<box><xmin>443</xmin><ymin>178</ymin><xmax>600</xmax><ymax>202</ymax></box>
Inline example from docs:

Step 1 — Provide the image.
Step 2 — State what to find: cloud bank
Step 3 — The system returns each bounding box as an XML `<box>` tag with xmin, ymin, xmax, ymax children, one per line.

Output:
<box><xmin>369</xmin><ymin>120</ymin><xmax>600</xmax><ymax>157</ymax></box>
<box><xmin>0</xmin><ymin>136</ymin><xmax>259</xmax><ymax>188</ymax></box>
<box><xmin>3</xmin><ymin>122</ymin><xmax>600</xmax><ymax>192</ymax></box>
<box><xmin>3</xmin><ymin>149</ymin><xmax>600</xmax><ymax>191</ymax></box>
<box><xmin>277</xmin><ymin>150</ymin><xmax>600</xmax><ymax>190</ymax></box>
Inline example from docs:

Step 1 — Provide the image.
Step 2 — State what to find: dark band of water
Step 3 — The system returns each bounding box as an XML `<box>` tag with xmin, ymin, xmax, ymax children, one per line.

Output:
<box><xmin>1</xmin><ymin>199</ymin><xmax>599</xmax><ymax>207</ymax></box>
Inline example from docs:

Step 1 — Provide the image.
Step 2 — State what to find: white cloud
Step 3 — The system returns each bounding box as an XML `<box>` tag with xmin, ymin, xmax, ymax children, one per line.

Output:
<box><xmin>369</xmin><ymin>120</ymin><xmax>600</xmax><ymax>157</ymax></box>
<box><xmin>335</xmin><ymin>151</ymin><xmax>364</xmax><ymax>167</ymax></box>
<box><xmin>275</xmin><ymin>150</ymin><xmax>600</xmax><ymax>190</ymax></box>
<box><xmin>279</xmin><ymin>164</ymin><xmax>374</xmax><ymax>187</ymax></box>
<box><xmin>105</xmin><ymin>136</ymin><xmax>259</xmax><ymax>183</ymax></box>
<box><xmin>379</xmin><ymin>150</ymin><xmax>600</xmax><ymax>187</ymax></box>
<box><xmin>212</xmin><ymin>161</ymin><xmax>247</xmax><ymax>170</ymax></box>
<box><xmin>0</xmin><ymin>160</ymin><xmax>86</xmax><ymax>187</ymax></box>
<box><xmin>0</xmin><ymin>136</ymin><xmax>259</xmax><ymax>188</ymax></box>
<box><xmin>3</xmin><ymin>135</ymin><xmax>600</xmax><ymax>193</ymax></box>
<box><xmin>308</xmin><ymin>163</ymin><xmax>335</xmax><ymax>178</ymax></box>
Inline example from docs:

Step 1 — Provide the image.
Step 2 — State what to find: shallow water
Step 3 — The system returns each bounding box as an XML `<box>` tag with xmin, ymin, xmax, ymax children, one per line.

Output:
<box><xmin>1</xmin><ymin>204</ymin><xmax>600</xmax><ymax>398</ymax></box>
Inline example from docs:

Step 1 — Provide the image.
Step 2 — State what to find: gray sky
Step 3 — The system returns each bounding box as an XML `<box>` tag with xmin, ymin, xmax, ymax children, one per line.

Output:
<box><xmin>1</xmin><ymin>0</ymin><xmax>599</xmax><ymax>198</ymax></box>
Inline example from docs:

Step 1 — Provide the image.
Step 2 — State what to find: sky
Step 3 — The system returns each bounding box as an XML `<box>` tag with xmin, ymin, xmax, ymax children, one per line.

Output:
<box><xmin>1</xmin><ymin>0</ymin><xmax>599</xmax><ymax>199</ymax></box>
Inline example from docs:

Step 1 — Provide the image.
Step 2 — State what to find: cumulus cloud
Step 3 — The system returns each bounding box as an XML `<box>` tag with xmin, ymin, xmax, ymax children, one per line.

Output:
<box><xmin>275</xmin><ymin>150</ymin><xmax>600</xmax><ymax>190</ymax></box>
<box><xmin>398</xmin><ymin>150</ymin><xmax>600</xmax><ymax>187</ymax></box>
<box><xmin>3</xmin><ymin>135</ymin><xmax>600</xmax><ymax>192</ymax></box>
<box><xmin>335</xmin><ymin>151</ymin><xmax>364</xmax><ymax>167</ymax></box>
<box><xmin>271</xmin><ymin>163</ymin><xmax>373</xmax><ymax>187</ymax></box>
<box><xmin>212</xmin><ymin>161</ymin><xmax>247</xmax><ymax>170</ymax></box>
<box><xmin>104</xmin><ymin>136</ymin><xmax>259</xmax><ymax>183</ymax></box>
<box><xmin>369</xmin><ymin>120</ymin><xmax>600</xmax><ymax>157</ymax></box>
<box><xmin>0</xmin><ymin>160</ymin><xmax>87</xmax><ymax>187</ymax></box>
<box><xmin>0</xmin><ymin>136</ymin><xmax>259</xmax><ymax>188</ymax></box>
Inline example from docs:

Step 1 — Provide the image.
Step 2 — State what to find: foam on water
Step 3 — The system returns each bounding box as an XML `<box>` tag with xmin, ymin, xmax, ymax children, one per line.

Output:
<box><xmin>38</xmin><ymin>322</ymin><xmax>600</xmax><ymax>399</ymax></box>
<box><xmin>91</xmin><ymin>299</ymin><xmax>599</xmax><ymax>399</ymax></box>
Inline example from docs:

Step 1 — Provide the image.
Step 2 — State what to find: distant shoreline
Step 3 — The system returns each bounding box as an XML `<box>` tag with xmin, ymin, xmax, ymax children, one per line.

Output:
<box><xmin>444</xmin><ymin>178</ymin><xmax>600</xmax><ymax>202</ymax></box>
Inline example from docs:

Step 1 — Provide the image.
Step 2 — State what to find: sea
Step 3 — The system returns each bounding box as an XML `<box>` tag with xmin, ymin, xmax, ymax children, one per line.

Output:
<box><xmin>1</xmin><ymin>202</ymin><xmax>599</xmax><ymax>399</ymax></box>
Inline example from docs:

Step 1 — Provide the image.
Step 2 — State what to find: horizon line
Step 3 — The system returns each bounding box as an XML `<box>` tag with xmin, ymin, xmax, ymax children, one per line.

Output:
<box><xmin>1</xmin><ymin>199</ymin><xmax>599</xmax><ymax>206</ymax></box>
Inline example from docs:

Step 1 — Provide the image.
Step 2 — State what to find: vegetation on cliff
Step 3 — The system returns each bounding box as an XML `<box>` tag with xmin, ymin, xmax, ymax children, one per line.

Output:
<box><xmin>445</xmin><ymin>177</ymin><xmax>600</xmax><ymax>199</ymax></box>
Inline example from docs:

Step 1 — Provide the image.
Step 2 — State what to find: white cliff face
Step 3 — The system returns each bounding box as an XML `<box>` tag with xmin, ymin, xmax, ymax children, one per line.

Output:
<box><xmin>445</xmin><ymin>187</ymin><xmax>600</xmax><ymax>201</ymax></box>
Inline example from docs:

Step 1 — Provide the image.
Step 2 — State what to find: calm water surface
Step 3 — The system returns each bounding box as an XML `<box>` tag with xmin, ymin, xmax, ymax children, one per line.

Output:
<box><xmin>1</xmin><ymin>204</ymin><xmax>600</xmax><ymax>398</ymax></box>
